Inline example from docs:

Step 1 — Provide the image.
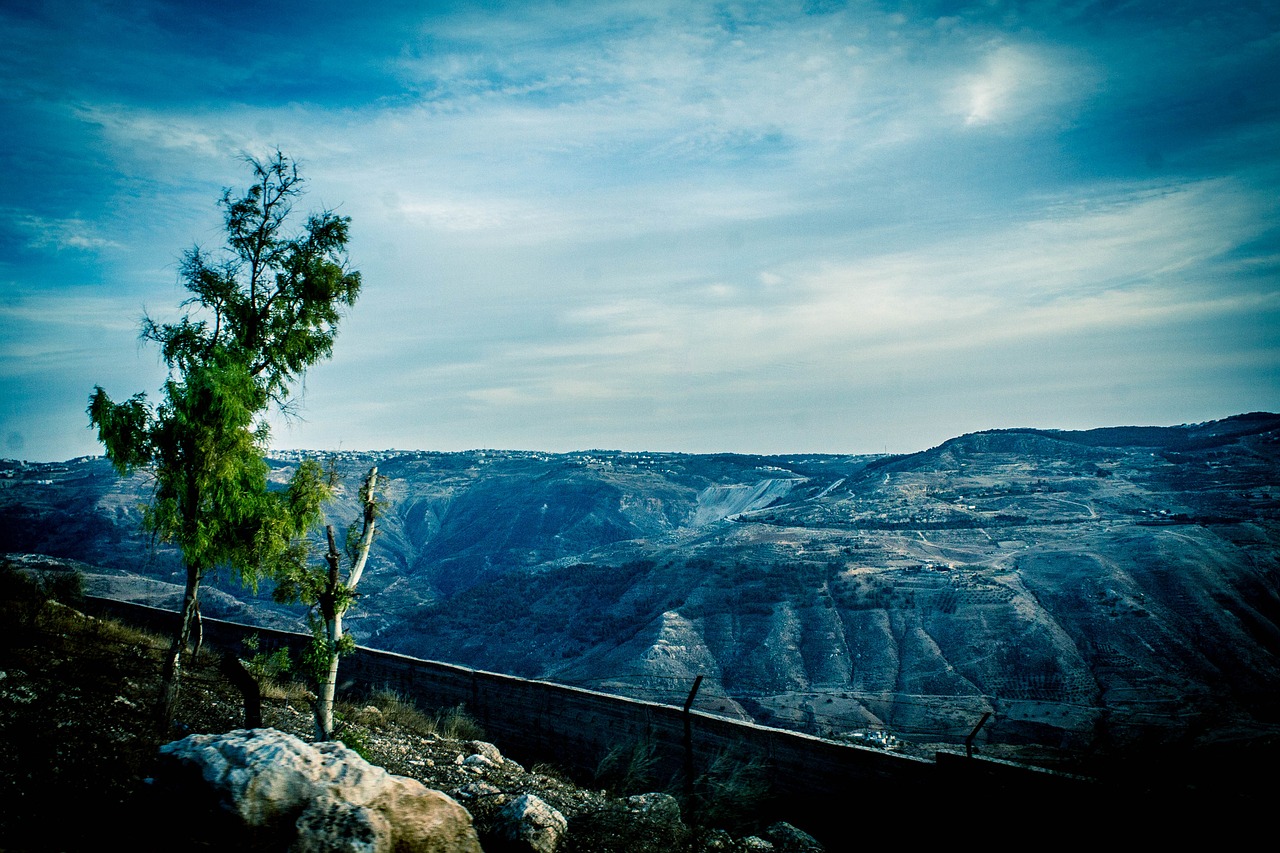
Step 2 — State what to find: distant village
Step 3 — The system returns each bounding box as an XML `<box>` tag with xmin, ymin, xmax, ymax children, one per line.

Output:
<box><xmin>0</xmin><ymin>457</ymin><xmax>99</xmax><ymax>486</ymax></box>
<box><xmin>266</xmin><ymin>447</ymin><xmax>678</xmax><ymax>469</ymax></box>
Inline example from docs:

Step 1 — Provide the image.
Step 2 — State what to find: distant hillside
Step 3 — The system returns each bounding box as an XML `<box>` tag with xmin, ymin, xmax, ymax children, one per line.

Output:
<box><xmin>4</xmin><ymin>413</ymin><xmax>1279</xmax><ymax>762</ymax></box>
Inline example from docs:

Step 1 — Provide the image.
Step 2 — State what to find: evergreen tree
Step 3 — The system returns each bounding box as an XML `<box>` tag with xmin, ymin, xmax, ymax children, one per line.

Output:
<box><xmin>88</xmin><ymin>151</ymin><xmax>360</xmax><ymax>725</ymax></box>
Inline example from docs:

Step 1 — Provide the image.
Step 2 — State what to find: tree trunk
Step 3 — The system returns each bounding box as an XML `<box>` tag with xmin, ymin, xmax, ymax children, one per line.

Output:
<box><xmin>314</xmin><ymin>467</ymin><xmax>377</xmax><ymax>741</ymax></box>
<box><xmin>318</xmin><ymin>611</ymin><xmax>342</xmax><ymax>741</ymax></box>
<box><xmin>220</xmin><ymin>652</ymin><xmax>262</xmax><ymax>728</ymax></box>
<box><xmin>316</xmin><ymin>525</ymin><xmax>342</xmax><ymax>741</ymax></box>
<box><xmin>157</xmin><ymin>561</ymin><xmax>201</xmax><ymax>728</ymax></box>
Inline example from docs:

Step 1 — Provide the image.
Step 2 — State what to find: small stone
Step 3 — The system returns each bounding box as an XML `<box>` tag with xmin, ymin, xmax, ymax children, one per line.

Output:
<box><xmin>455</xmin><ymin>781</ymin><xmax>502</xmax><ymax>800</ymax></box>
<box><xmin>467</xmin><ymin>740</ymin><xmax>503</xmax><ymax>763</ymax></box>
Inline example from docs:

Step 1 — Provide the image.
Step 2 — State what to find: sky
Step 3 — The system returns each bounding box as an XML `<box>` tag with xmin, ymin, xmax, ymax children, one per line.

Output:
<box><xmin>2</xmin><ymin>0</ymin><xmax>1278</xmax><ymax>461</ymax></box>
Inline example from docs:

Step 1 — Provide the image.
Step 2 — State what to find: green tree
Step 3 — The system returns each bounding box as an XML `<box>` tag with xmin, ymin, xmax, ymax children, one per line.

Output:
<box><xmin>87</xmin><ymin>151</ymin><xmax>360</xmax><ymax>725</ymax></box>
<box><xmin>275</xmin><ymin>464</ymin><xmax>383</xmax><ymax>740</ymax></box>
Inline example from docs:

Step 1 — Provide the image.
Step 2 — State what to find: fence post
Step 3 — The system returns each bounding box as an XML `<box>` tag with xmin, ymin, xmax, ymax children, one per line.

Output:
<box><xmin>682</xmin><ymin>675</ymin><xmax>704</xmax><ymax>805</ymax></box>
<box><xmin>965</xmin><ymin>712</ymin><xmax>991</xmax><ymax>758</ymax></box>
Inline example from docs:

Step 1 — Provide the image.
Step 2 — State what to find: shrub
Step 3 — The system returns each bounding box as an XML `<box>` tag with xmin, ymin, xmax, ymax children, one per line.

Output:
<box><xmin>0</xmin><ymin>559</ymin><xmax>85</xmax><ymax>628</ymax></box>
<box><xmin>366</xmin><ymin>689</ymin><xmax>436</xmax><ymax>735</ymax></box>
<box><xmin>689</xmin><ymin>745</ymin><xmax>771</xmax><ymax>834</ymax></box>
<box><xmin>240</xmin><ymin>633</ymin><xmax>291</xmax><ymax>679</ymax></box>
<box><xmin>594</xmin><ymin>735</ymin><xmax>663</xmax><ymax>795</ymax></box>
<box><xmin>531</xmin><ymin>762</ymin><xmax>574</xmax><ymax>784</ymax></box>
<box><xmin>333</xmin><ymin>714</ymin><xmax>373</xmax><ymax>760</ymax></box>
<box><xmin>435</xmin><ymin>703</ymin><xmax>486</xmax><ymax>741</ymax></box>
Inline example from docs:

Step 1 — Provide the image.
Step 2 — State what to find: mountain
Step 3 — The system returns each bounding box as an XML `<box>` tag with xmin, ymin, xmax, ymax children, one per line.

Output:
<box><xmin>4</xmin><ymin>413</ymin><xmax>1279</xmax><ymax>764</ymax></box>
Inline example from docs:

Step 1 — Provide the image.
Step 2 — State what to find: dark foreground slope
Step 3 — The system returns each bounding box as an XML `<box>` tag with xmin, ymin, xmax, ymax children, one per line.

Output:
<box><xmin>6</xmin><ymin>562</ymin><xmax>1271</xmax><ymax>850</ymax></box>
<box><xmin>3</xmin><ymin>414</ymin><xmax>1278</xmax><ymax>767</ymax></box>
<box><xmin>0</xmin><ymin>564</ymin><xmax>834</xmax><ymax>852</ymax></box>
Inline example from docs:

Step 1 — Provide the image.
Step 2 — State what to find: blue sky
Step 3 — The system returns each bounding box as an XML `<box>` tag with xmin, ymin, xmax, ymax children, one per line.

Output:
<box><xmin>2</xmin><ymin>0</ymin><xmax>1277</xmax><ymax>461</ymax></box>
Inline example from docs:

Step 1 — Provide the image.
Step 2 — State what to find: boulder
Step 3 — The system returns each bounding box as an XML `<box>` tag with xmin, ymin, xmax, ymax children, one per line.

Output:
<box><xmin>622</xmin><ymin>792</ymin><xmax>682</xmax><ymax>823</ymax></box>
<box><xmin>695</xmin><ymin>828</ymin><xmax>734</xmax><ymax>851</ymax></box>
<box><xmin>566</xmin><ymin>790</ymin><xmax>690</xmax><ymax>852</ymax></box>
<box><xmin>294</xmin><ymin>793</ymin><xmax>389</xmax><ymax>853</ymax></box>
<box><xmin>764</xmin><ymin>821</ymin><xmax>824</xmax><ymax>853</ymax></box>
<box><xmin>156</xmin><ymin>727</ymin><xmax>481</xmax><ymax>853</ymax></box>
<box><xmin>737</xmin><ymin>838</ymin><xmax>775</xmax><ymax>852</ymax></box>
<box><xmin>492</xmin><ymin>792</ymin><xmax>568</xmax><ymax>853</ymax></box>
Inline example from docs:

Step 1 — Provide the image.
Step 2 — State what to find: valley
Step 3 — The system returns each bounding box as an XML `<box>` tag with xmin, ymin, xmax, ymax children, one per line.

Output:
<box><xmin>4</xmin><ymin>413</ymin><xmax>1278</xmax><ymax>769</ymax></box>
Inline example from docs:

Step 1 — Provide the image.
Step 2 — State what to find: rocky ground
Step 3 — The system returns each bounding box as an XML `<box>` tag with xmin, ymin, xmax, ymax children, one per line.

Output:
<box><xmin>0</xmin><ymin>563</ymin><xmax>822</xmax><ymax>852</ymax></box>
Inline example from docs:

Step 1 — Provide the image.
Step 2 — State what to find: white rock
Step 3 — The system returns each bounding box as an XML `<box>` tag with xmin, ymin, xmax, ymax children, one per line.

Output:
<box><xmin>158</xmin><ymin>728</ymin><xmax>481</xmax><ymax>853</ymax></box>
<box><xmin>495</xmin><ymin>792</ymin><xmax>568</xmax><ymax>853</ymax></box>
<box><xmin>467</xmin><ymin>740</ymin><xmax>503</xmax><ymax>763</ymax></box>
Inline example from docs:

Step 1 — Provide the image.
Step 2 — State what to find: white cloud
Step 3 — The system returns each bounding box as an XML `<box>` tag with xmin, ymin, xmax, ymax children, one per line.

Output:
<box><xmin>13</xmin><ymin>213</ymin><xmax>123</xmax><ymax>253</ymax></box>
<box><xmin>951</xmin><ymin>42</ymin><xmax>1098</xmax><ymax>128</ymax></box>
<box><xmin>0</xmin><ymin>290</ymin><xmax>141</xmax><ymax>333</ymax></box>
<box><xmin>76</xmin><ymin>103</ymin><xmax>256</xmax><ymax>163</ymax></box>
<box><xmin>392</xmin><ymin>196</ymin><xmax>541</xmax><ymax>232</ymax></box>
<box><xmin>428</xmin><ymin>176</ymin><xmax>1274</xmax><ymax>409</ymax></box>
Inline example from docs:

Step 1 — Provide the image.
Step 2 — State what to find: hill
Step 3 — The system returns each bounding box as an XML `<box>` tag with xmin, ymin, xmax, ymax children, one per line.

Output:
<box><xmin>4</xmin><ymin>413</ymin><xmax>1279</xmax><ymax>767</ymax></box>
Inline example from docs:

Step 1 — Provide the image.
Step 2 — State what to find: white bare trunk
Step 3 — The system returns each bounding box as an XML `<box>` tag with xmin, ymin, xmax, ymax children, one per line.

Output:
<box><xmin>314</xmin><ymin>466</ymin><xmax>377</xmax><ymax>741</ymax></box>
<box><xmin>318</xmin><ymin>610</ymin><xmax>341</xmax><ymax>740</ymax></box>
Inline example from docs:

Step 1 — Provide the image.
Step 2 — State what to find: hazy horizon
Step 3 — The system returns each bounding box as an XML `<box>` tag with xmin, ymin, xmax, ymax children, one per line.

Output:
<box><xmin>11</xmin><ymin>409</ymin><xmax>1277</xmax><ymax>466</ymax></box>
<box><xmin>4</xmin><ymin>1</ymin><xmax>1277</xmax><ymax>462</ymax></box>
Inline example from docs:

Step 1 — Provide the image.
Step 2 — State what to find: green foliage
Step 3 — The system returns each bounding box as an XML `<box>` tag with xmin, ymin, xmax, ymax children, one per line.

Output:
<box><xmin>143</xmin><ymin>152</ymin><xmax>361</xmax><ymax>403</ymax></box>
<box><xmin>87</xmin><ymin>151</ymin><xmax>356</xmax><ymax>591</ymax></box>
<box><xmin>332</xmin><ymin>713</ymin><xmax>372</xmax><ymax>760</ymax></box>
<box><xmin>34</xmin><ymin>565</ymin><xmax>84</xmax><ymax>609</ymax></box>
<box><xmin>298</xmin><ymin>619</ymin><xmax>336</xmax><ymax>686</ymax></box>
<box><xmin>0</xmin><ymin>561</ymin><xmax>50</xmax><ymax>627</ymax></box>
<box><xmin>85</xmin><ymin>391</ymin><xmax>154</xmax><ymax>474</ymax></box>
<box><xmin>0</xmin><ymin>560</ymin><xmax>85</xmax><ymax>627</ymax></box>
<box><xmin>240</xmin><ymin>633</ymin><xmax>292</xmax><ymax>682</ymax></box>
<box><xmin>86</xmin><ymin>152</ymin><xmax>357</xmax><ymax>723</ymax></box>
<box><xmin>91</xmin><ymin>346</ymin><xmax>332</xmax><ymax>595</ymax></box>
<box><xmin>272</xmin><ymin>465</ymin><xmax>381</xmax><ymax>742</ymax></box>
<box><xmin>273</xmin><ymin>464</ymin><xmax>383</xmax><ymax>616</ymax></box>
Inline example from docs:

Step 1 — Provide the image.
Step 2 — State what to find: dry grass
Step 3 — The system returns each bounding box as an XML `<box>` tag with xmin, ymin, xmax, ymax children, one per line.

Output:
<box><xmin>434</xmin><ymin>702</ymin><xmax>486</xmax><ymax>741</ymax></box>
<box><xmin>594</xmin><ymin>735</ymin><xmax>664</xmax><ymax>795</ymax></box>
<box><xmin>360</xmin><ymin>688</ymin><xmax>438</xmax><ymax>733</ymax></box>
